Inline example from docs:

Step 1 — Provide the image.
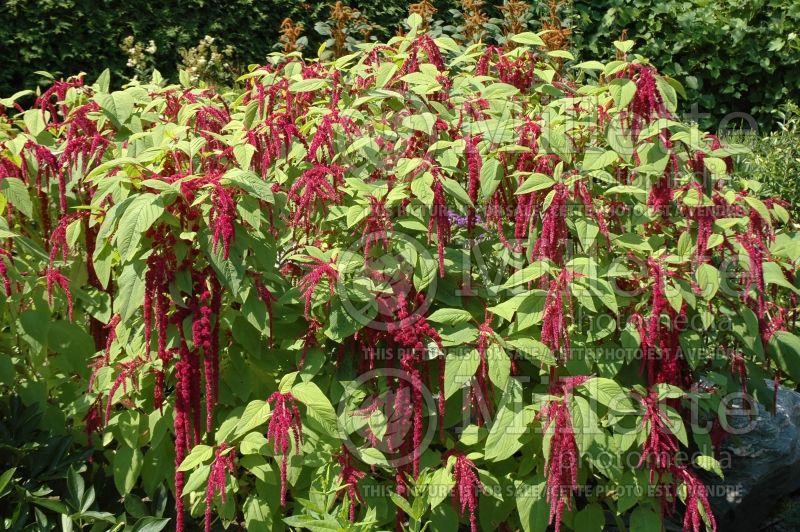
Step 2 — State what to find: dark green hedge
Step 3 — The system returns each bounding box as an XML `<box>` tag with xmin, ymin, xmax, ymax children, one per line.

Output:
<box><xmin>571</xmin><ymin>0</ymin><xmax>800</xmax><ymax>131</ymax></box>
<box><xmin>0</xmin><ymin>1</ymin><xmax>439</xmax><ymax>95</ymax></box>
<box><xmin>2</xmin><ymin>0</ymin><xmax>798</xmax><ymax>130</ymax></box>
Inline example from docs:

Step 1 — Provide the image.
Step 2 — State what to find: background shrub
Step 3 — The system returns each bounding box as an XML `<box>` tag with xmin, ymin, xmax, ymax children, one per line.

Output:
<box><xmin>729</xmin><ymin>102</ymin><xmax>800</xmax><ymax>220</ymax></box>
<box><xmin>2</xmin><ymin>1</ymin><xmax>798</xmax><ymax>130</ymax></box>
<box><xmin>571</xmin><ymin>0</ymin><xmax>800</xmax><ymax>130</ymax></box>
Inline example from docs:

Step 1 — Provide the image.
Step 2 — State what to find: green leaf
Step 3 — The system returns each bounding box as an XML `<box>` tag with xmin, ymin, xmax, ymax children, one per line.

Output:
<box><xmin>510</xmin><ymin>32</ymin><xmax>546</xmax><ymax>47</ymax></box>
<box><xmin>178</xmin><ymin>444</ymin><xmax>213</xmax><ymax>471</ymax></box>
<box><xmin>23</xmin><ymin>109</ymin><xmax>47</xmax><ymax>136</ymax></box>
<box><xmin>115</xmin><ymin>193</ymin><xmax>164</xmax><ymax>261</ymax></box>
<box><xmin>569</xmin><ymin>395</ymin><xmax>599</xmax><ymax>454</ymax></box>
<box><xmin>0</xmin><ymin>467</ymin><xmax>16</xmax><ymax>495</ymax></box>
<box><xmin>130</xmin><ymin>517</ymin><xmax>171</xmax><ymax>532</ymax></box>
<box><xmin>485</xmin><ymin>378</ymin><xmax>526</xmax><ymax>461</ymax></box>
<box><xmin>427</xmin><ymin>308</ymin><xmax>473</xmax><ymax>325</ymax></box>
<box><xmin>516</xmin><ymin>173</ymin><xmax>555</xmax><ymax>195</ymax></box>
<box><xmin>574</xmin><ymin>503</ymin><xmax>605</xmax><ymax>532</ymax></box>
<box><xmin>630</xmin><ymin>505</ymin><xmax>661</xmax><ymax>532</ymax></box>
<box><xmin>235</xmin><ymin>400</ymin><xmax>271</xmax><ymax>438</ymax></box>
<box><xmin>582</xmin><ymin>149</ymin><xmax>619</xmax><ymax>171</ymax></box>
<box><xmin>694</xmin><ymin>454</ymin><xmax>724</xmax><ymax>479</ymax></box>
<box><xmin>116</xmin><ymin>261</ymin><xmax>146</xmax><ymax>321</ymax></box>
<box><xmin>768</xmin><ymin>331</ymin><xmax>800</xmax><ymax>382</ymax></box>
<box><xmin>444</xmin><ymin>348</ymin><xmax>480</xmax><ymax>399</ymax></box>
<box><xmin>113</xmin><ymin>446</ymin><xmax>143</xmax><ymax>495</ymax></box>
<box><xmin>500</xmin><ymin>262</ymin><xmax>549</xmax><ymax>289</ymax></box>
<box><xmin>763</xmin><ymin>262</ymin><xmax>800</xmax><ymax>294</ymax></box>
<box><xmin>289</xmin><ymin>79</ymin><xmax>330</xmax><ymax>93</ymax></box>
<box><xmin>479</xmin><ymin>157</ymin><xmax>503</xmax><ymax>200</ymax></box>
<box><xmin>695</xmin><ymin>263</ymin><xmax>720</xmax><ymax>299</ymax></box>
<box><xmin>609</xmin><ymin>79</ymin><xmax>636</xmax><ymax>109</ymax></box>
<box><xmin>292</xmin><ymin>381</ymin><xmax>338</xmax><ymax>436</ymax></box>
<box><xmin>576</xmin><ymin>377</ymin><xmax>634</xmax><ymax>413</ymax></box>
<box><xmin>97</xmin><ymin>91</ymin><xmax>135</xmax><ymax>124</ymax></box>
<box><xmin>427</xmin><ymin>468</ymin><xmax>455</xmax><ymax>509</ymax></box>
<box><xmin>613</xmin><ymin>40</ymin><xmax>635</xmax><ymax>54</ymax></box>
<box><xmin>0</xmin><ymin>178</ymin><xmax>33</xmax><ymax>218</ymax></box>
<box><xmin>388</xmin><ymin>492</ymin><xmax>414</xmax><ymax>519</ymax></box>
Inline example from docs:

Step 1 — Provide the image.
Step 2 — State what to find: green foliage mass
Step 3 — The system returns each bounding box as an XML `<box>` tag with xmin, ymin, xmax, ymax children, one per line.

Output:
<box><xmin>1</xmin><ymin>13</ymin><xmax>800</xmax><ymax>532</ymax></box>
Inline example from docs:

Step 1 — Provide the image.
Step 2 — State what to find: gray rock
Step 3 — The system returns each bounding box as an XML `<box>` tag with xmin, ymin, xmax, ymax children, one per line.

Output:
<box><xmin>705</xmin><ymin>384</ymin><xmax>800</xmax><ymax>532</ymax></box>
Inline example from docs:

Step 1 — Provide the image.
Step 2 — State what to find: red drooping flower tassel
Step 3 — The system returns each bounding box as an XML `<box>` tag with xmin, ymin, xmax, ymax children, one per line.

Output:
<box><xmin>736</xmin><ymin>233</ymin><xmax>766</xmax><ymax>318</ymax></box>
<box><xmin>266</xmin><ymin>392</ymin><xmax>304</xmax><ymax>507</ymax></box>
<box><xmin>297</xmin><ymin>257</ymin><xmax>338</xmax><ymax>320</ymax></box>
<box><xmin>209</xmin><ymin>183</ymin><xmax>236</xmax><ymax>260</ymax></box>
<box><xmin>83</xmin><ymin>398</ymin><xmax>103</xmax><ymax>448</ymax></box>
<box><xmin>635</xmin><ymin>389</ymin><xmax>680</xmax><ymax>482</ymax></box>
<box><xmin>204</xmin><ymin>444</ymin><xmax>236</xmax><ymax>532</ymax></box>
<box><xmin>541</xmin><ymin>269</ymin><xmax>575</xmax><ymax>360</ymax></box>
<box><xmin>174</xmin><ymin>355</ymin><xmax>190</xmax><ymax>532</ymax></box>
<box><xmin>0</xmin><ymin>249</ymin><xmax>12</xmax><ymax>297</ymax></box>
<box><xmin>389</xmin><ymin>293</ymin><xmax>443</xmax><ymax>476</ymax></box>
<box><xmin>532</xmin><ymin>183</ymin><xmax>568</xmax><ymax>265</ymax></box>
<box><xmin>362</xmin><ymin>195</ymin><xmax>392</xmax><ymax>256</ymax></box>
<box><xmin>674</xmin><ymin>465</ymin><xmax>717</xmax><ymax>532</ymax></box>
<box><xmin>682</xmin><ymin>182</ymin><xmax>716</xmax><ymax>264</ymax></box>
<box><xmin>626</xmin><ymin>64</ymin><xmax>666</xmax><ymax>138</ymax></box>
<box><xmin>445</xmin><ymin>451</ymin><xmax>484</xmax><ymax>532</ymax></box>
<box><xmin>428</xmin><ymin>176</ymin><xmax>452</xmax><ymax>278</ymax></box>
<box><xmin>474</xmin><ymin>313</ymin><xmax>495</xmax><ymax>425</ymax></box>
<box><xmin>44</xmin><ymin>266</ymin><xmax>74</xmax><ymax>320</ymax></box>
<box><xmin>730</xmin><ymin>353</ymin><xmax>748</xmax><ymax>397</ymax></box>
<box><xmin>104</xmin><ymin>357</ymin><xmax>144</xmax><ymax>424</ymax></box>
<box><xmin>192</xmin><ymin>281</ymin><xmax>216</xmax><ymax>434</ymax></box>
<box><xmin>541</xmin><ymin>396</ymin><xmax>580</xmax><ymax>532</ymax></box>
<box><xmin>636</xmin><ymin>257</ymin><xmax>669</xmax><ymax>384</ymax></box>
<box><xmin>288</xmin><ymin>163</ymin><xmax>344</xmax><ymax>234</ymax></box>
<box><xmin>337</xmin><ymin>445</ymin><xmax>366</xmax><ymax>522</ymax></box>
<box><xmin>464</xmin><ymin>135</ymin><xmax>482</xmax><ymax>234</ymax></box>
<box><xmin>574</xmin><ymin>180</ymin><xmax>610</xmax><ymax>241</ymax></box>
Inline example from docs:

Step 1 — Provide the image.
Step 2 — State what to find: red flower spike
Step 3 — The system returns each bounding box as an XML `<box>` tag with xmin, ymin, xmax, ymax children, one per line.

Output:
<box><xmin>0</xmin><ymin>249</ymin><xmax>12</xmax><ymax>297</ymax></box>
<box><xmin>445</xmin><ymin>451</ymin><xmax>483</xmax><ymax>532</ymax></box>
<box><xmin>541</xmin><ymin>397</ymin><xmax>580</xmax><ymax>532</ymax></box>
<box><xmin>541</xmin><ymin>270</ymin><xmax>576</xmax><ymax>360</ymax></box>
<box><xmin>297</xmin><ymin>257</ymin><xmax>338</xmax><ymax>320</ymax></box>
<box><xmin>674</xmin><ymin>466</ymin><xmax>717</xmax><ymax>532</ymax></box>
<box><xmin>44</xmin><ymin>266</ymin><xmax>74</xmax><ymax>320</ymax></box>
<box><xmin>362</xmin><ymin>196</ymin><xmax>392</xmax><ymax>256</ymax></box>
<box><xmin>474</xmin><ymin>314</ymin><xmax>495</xmax><ymax>425</ymax></box>
<box><xmin>428</xmin><ymin>176</ymin><xmax>451</xmax><ymax>278</ymax></box>
<box><xmin>204</xmin><ymin>444</ymin><xmax>236</xmax><ymax>532</ymax></box>
<box><xmin>83</xmin><ymin>399</ymin><xmax>103</xmax><ymax>448</ymax></box>
<box><xmin>635</xmin><ymin>390</ymin><xmax>680</xmax><ymax>481</ymax></box>
<box><xmin>731</xmin><ymin>353</ymin><xmax>748</xmax><ymax>397</ymax></box>
<box><xmin>288</xmin><ymin>164</ymin><xmax>344</xmax><ymax>234</ymax></box>
<box><xmin>532</xmin><ymin>183</ymin><xmax>568</xmax><ymax>265</ymax></box>
<box><xmin>266</xmin><ymin>392</ymin><xmax>304</xmax><ymax>507</ymax></box>
<box><xmin>337</xmin><ymin>446</ymin><xmax>366</xmax><ymax>522</ymax></box>
<box><xmin>209</xmin><ymin>184</ymin><xmax>236</xmax><ymax>259</ymax></box>
<box><xmin>464</xmin><ymin>135</ymin><xmax>482</xmax><ymax>234</ymax></box>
